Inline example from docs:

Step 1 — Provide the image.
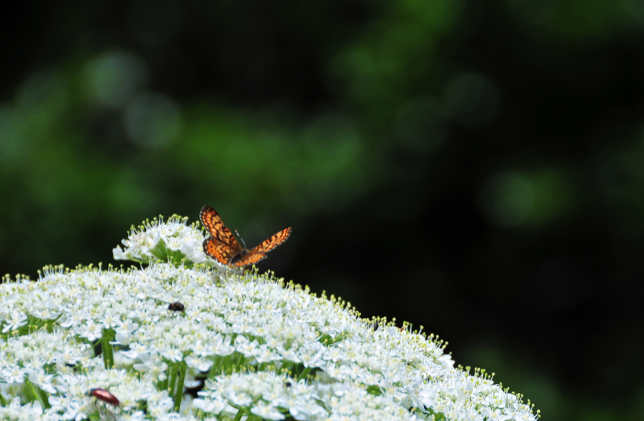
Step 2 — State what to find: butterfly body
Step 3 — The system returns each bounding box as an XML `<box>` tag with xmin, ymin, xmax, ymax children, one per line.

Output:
<box><xmin>229</xmin><ymin>248</ymin><xmax>251</xmax><ymax>265</ymax></box>
<box><xmin>200</xmin><ymin>205</ymin><xmax>291</xmax><ymax>267</ymax></box>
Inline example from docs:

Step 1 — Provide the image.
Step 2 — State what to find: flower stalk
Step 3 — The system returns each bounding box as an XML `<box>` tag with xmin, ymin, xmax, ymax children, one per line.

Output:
<box><xmin>102</xmin><ymin>328</ymin><xmax>116</xmax><ymax>369</ymax></box>
<box><xmin>173</xmin><ymin>363</ymin><xmax>187</xmax><ymax>412</ymax></box>
<box><xmin>25</xmin><ymin>378</ymin><xmax>50</xmax><ymax>410</ymax></box>
<box><xmin>167</xmin><ymin>365</ymin><xmax>178</xmax><ymax>397</ymax></box>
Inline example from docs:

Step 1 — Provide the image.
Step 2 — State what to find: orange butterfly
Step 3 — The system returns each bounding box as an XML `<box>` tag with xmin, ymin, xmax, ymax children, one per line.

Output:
<box><xmin>200</xmin><ymin>205</ymin><xmax>291</xmax><ymax>267</ymax></box>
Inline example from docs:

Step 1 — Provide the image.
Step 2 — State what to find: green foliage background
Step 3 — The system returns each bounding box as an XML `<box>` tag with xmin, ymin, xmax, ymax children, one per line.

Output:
<box><xmin>2</xmin><ymin>0</ymin><xmax>644</xmax><ymax>419</ymax></box>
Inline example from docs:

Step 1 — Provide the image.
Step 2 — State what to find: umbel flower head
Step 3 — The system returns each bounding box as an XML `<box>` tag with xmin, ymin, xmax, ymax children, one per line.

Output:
<box><xmin>0</xmin><ymin>214</ymin><xmax>539</xmax><ymax>420</ymax></box>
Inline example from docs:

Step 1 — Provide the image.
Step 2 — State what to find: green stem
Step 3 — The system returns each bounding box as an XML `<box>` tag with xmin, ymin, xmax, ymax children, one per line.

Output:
<box><xmin>173</xmin><ymin>363</ymin><xmax>187</xmax><ymax>412</ymax></box>
<box><xmin>235</xmin><ymin>354</ymin><xmax>246</xmax><ymax>371</ymax></box>
<box><xmin>25</xmin><ymin>379</ymin><xmax>50</xmax><ymax>409</ymax></box>
<box><xmin>102</xmin><ymin>329</ymin><xmax>115</xmax><ymax>369</ymax></box>
<box><xmin>233</xmin><ymin>409</ymin><xmax>245</xmax><ymax>421</ymax></box>
<box><xmin>208</xmin><ymin>355</ymin><xmax>222</xmax><ymax>379</ymax></box>
<box><xmin>222</xmin><ymin>354</ymin><xmax>233</xmax><ymax>375</ymax></box>
<box><xmin>159</xmin><ymin>376</ymin><xmax>168</xmax><ymax>393</ymax></box>
<box><xmin>23</xmin><ymin>379</ymin><xmax>36</xmax><ymax>402</ymax></box>
<box><xmin>168</xmin><ymin>365</ymin><xmax>178</xmax><ymax>397</ymax></box>
<box><xmin>297</xmin><ymin>366</ymin><xmax>312</xmax><ymax>381</ymax></box>
<box><xmin>36</xmin><ymin>386</ymin><xmax>51</xmax><ymax>409</ymax></box>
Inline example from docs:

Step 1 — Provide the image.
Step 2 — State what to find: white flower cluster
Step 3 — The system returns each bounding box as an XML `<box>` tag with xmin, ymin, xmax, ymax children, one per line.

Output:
<box><xmin>113</xmin><ymin>215</ymin><xmax>212</xmax><ymax>266</ymax></box>
<box><xmin>0</xmin><ymin>215</ymin><xmax>539</xmax><ymax>420</ymax></box>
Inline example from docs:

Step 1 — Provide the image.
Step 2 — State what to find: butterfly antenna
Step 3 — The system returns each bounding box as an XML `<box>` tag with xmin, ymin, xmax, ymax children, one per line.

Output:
<box><xmin>235</xmin><ymin>229</ymin><xmax>248</xmax><ymax>249</ymax></box>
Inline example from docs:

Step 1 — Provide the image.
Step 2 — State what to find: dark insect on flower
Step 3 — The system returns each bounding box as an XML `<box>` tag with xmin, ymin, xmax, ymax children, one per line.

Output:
<box><xmin>168</xmin><ymin>302</ymin><xmax>185</xmax><ymax>312</ymax></box>
<box><xmin>87</xmin><ymin>388</ymin><xmax>120</xmax><ymax>407</ymax></box>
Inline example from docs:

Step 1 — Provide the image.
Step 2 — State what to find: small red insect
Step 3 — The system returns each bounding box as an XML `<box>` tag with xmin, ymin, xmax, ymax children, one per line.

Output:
<box><xmin>88</xmin><ymin>388</ymin><xmax>120</xmax><ymax>407</ymax></box>
<box><xmin>200</xmin><ymin>205</ymin><xmax>291</xmax><ymax>267</ymax></box>
<box><xmin>168</xmin><ymin>302</ymin><xmax>185</xmax><ymax>312</ymax></box>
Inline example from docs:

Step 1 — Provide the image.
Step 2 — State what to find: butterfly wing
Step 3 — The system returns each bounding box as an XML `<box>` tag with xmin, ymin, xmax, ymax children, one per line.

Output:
<box><xmin>203</xmin><ymin>236</ymin><xmax>238</xmax><ymax>265</ymax></box>
<box><xmin>234</xmin><ymin>227</ymin><xmax>292</xmax><ymax>267</ymax></box>
<box><xmin>200</xmin><ymin>205</ymin><xmax>239</xmax><ymax>248</ymax></box>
